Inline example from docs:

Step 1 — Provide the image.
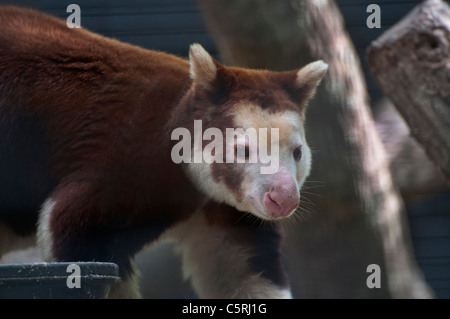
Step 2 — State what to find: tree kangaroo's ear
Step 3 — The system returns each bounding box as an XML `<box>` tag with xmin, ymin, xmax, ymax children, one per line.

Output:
<box><xmin>278</xmin><ymin>60</ymin><xmax>328</xmax><ymax>111</ymax></box>
<box><xmin>189</xmin><ymin>43</ymin><xmax>220</xmax><ymax>90</ymax></box>
<box><xmin>296</xmin><ymin>60</ymin><xmax>329</xmax><ymax>100</ymax></box>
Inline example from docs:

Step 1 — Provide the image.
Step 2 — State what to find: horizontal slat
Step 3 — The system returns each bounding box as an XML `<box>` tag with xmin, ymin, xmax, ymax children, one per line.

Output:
<box><xmin>81</xmin><ymin>13</ymin><xmax>208</xmax><ymax>35</ymax></box>
<box><xmin>417</xmin><ymin>259</ymin><xmax>450</xmax><ymax>280</ymax></box>
<box><xmin>412</xmin><ymin>237</ymin><xmax>450</xmax><ymax>259</ymax></box>
<box><xmin>409</xmin><ymin>216</ymin><xmax>450</xmax><ymax>238</ymax></box>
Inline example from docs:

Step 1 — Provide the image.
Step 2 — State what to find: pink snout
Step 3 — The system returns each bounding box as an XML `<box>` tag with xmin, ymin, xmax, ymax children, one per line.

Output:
<box><xmin>263</xmin><ymin>172</ymin><xmax>300</xmax><ymax>219</ymax></box>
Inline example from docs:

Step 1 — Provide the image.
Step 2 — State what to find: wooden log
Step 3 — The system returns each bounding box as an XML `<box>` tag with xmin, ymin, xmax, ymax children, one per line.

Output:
<box><xmin>367</xmin><ymin>0</ymin><xmax>450</xmax><ymax>186</ymax></box>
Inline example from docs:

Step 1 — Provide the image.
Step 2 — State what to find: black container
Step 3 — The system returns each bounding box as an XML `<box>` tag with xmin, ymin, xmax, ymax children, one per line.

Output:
<box><xmin>0</xmin><ymin>262</ymin><xmax>120</xmax><ymax>299</ymax></box>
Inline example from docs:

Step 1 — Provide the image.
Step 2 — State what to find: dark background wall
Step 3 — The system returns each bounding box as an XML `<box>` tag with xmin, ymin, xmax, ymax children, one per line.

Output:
<box><xmin>1</xmin><ymin>0</ymin><xmax>449</xmax><ymax>298</ymax></box>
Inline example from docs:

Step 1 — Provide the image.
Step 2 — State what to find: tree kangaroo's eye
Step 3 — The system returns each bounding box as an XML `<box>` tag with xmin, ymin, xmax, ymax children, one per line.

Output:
<box><xmin>235</xmin><ymin>145</ymin><xmax>250</xmax><ymax>159</ymax></box>
<box><xmin>293</xmin><ymin>146</ymin><xmax>302</xmax><ymax>161</ymax></box>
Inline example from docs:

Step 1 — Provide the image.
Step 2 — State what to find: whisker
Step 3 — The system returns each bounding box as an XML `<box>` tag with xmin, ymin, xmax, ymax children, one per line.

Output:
<box><xmin>300</xmin><ymin>191</ymin><xmax>320</xmax><ymax>197</ymax></box>
<box><xmin>286</xmin><ymin>203</ymin><xmax>317</xmax><ymax>225</ymax></box>
<box><xmin>297</xmin><ymin>204</ymin><xmax>314</xmax><ymax>215</ymax></box>
<box><xmin>299</xmin><ymin>203</ymin><xmax>315</xmax><ymax>212</ymax></box>
<box><xmin>300</xmin><ymin>193</ymin><xmax>317</xmax><ymax>202</ymax></box>
<box><xmin>301</xmin><ymin>187</ymin><xmax>323</xmax><ymax>191</ymax></box>
<box><xmin>302</xmin><ymin>180</ymin><xmax>324</xmax><ymax>184</ymax></box>
<box><xmin>234</xmin><ymin>212</ymin><xmax>248</xmax><ymax>225</ymax></box>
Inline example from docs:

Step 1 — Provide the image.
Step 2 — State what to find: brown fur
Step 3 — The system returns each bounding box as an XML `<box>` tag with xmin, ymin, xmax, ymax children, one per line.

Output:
<box><xmin>0</xmin><ymin>6</ymin><xmax>200</xmax><ymax>274</ymax></box>
<box><xmin>0</xmin><ymin>6</ymin><xmax>325</xmax><ymax>295</ymax></box>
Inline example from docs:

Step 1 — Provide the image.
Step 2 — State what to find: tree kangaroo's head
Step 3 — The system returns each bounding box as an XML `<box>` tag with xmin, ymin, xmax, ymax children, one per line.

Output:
<box><xmin>171</xmin><ymin>44</ymin><xmax>328</xmax><ymax>221</ymax></box>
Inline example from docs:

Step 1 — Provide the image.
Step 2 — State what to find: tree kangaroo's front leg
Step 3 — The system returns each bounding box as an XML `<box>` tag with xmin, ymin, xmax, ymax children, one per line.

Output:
<box><xmin>37</xmin><ymin>182</ymin><xmax>166</xmax><ymax>299</ymax></box>
<box><xmin>167</xmin><ymin>203</ymin><xmax>292</xmax><ymax>299</ymax></box>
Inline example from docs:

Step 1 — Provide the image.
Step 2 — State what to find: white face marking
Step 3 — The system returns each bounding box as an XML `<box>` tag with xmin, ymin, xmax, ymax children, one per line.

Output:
<box><xmin>37</xmin><ymin>198</ymin><xmax>56</xmax><ymax>261</ymax></box>
<box><xmin>231</xmin><ymin>105</ymin><xmax>311</xmax><ymax>220</ymax></box>
<box><xmin>186</xmin><ymin>104</ymin><xmax>311</xmax><ymax>221</ymax></box>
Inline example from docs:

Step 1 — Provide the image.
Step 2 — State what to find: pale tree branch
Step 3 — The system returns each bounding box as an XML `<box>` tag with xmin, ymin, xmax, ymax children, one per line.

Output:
<box><xmin>367</xmin><ymin>0</ymin><xmax>450</xmax><ymax>187</ymax></box>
